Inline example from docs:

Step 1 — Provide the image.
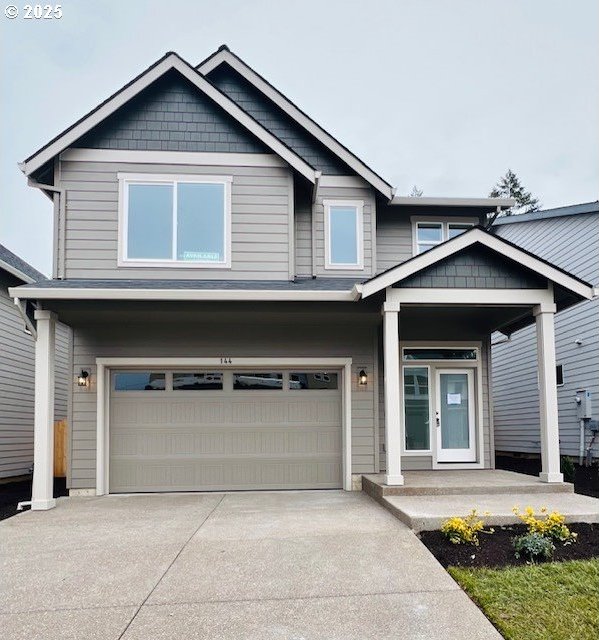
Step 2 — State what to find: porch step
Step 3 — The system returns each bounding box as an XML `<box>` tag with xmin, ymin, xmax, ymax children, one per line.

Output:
<box><xmin>376</xmin><ymin>492</ymin><xmax>599</xmax><ymax>532</ymax></box>
<box><xmin>362</xmin><ymin>470</ymin><xmax>574</xmax><ymax>499</ymax></box>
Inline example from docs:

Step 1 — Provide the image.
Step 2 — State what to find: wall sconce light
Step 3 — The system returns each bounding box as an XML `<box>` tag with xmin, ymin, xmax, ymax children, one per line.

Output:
<box><xmin>77</xmin><ymin>370</ymin><xmax>90</xmax><ymax>387</ymax></box>
<box><xmin>358</xmin><ymin>369</ymin><xmax>368</xmax><ymax>386</ymax></box>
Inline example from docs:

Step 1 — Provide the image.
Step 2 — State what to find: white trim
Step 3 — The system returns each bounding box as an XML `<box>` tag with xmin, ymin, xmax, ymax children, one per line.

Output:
<box><xmin>8</xmin><ymin>287</ymin><xmax>356</xmax><ymax>302</ymax></box>
<box><xmin>435</xmin><ymin>368</ymin><xmax>476</xmax><ymax>463</ymax></box>
<box><xmin>61</xmin><ymin>148</ymin><xmax>287</xmax><ymax>167</ymax></box>
<box><xmin>360</xmin><ymin>227</ymin><xmax>594</xmax><ymax>300</ymax></box>
<box><xmin>0</xmin><ymin>259</ymin><xmax>36</xmax><ymax>284</ymax></box>
<box><xmin>118</xmin><ymin>173</ymin><xmax>232</xmax><ymax>269</ymax></box>
<box><xmin>323</xmin><ymin>199</ymin><xmax>364</xmax><ymax>271</ymax></box>
<box><xmin>391</xmin><ymin>196</ymin><xmax>515</xmax><ymax>208</ymax></box>
<box><xmin>197</xmin><ymin>49</ymin><xmax>393</xmax><ymax>199</ymax></box>
<box><xmin>22</xmin><ymin>54</ymin><xmax>317</xmax><ymax>183</ymax></box>
<box><xmin>95</xmin><ymin>357</ymin><xmax>353</xmax><ymax>495</ymax></box>
<box><xmin>411</xmin><ymin>216</ymin><xmax>477</xmax><ymax>256</ymax></box>
<box><xmin>390</xmin><ymin>287</ymin><xmax>554</xmax><ymax>306</ymax></box>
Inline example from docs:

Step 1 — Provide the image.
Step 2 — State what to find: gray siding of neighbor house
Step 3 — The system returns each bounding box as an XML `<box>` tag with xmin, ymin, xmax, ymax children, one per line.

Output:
<box><xmin>58</xmin><ymin>159</ymin><xmax>294</xmax><ymax>280</ymax></box>
<box><xmin>206</xmin><ymin>64</ymin><xmax>349</xmax><ymax>174</ymax></box>
<box><xmin>68</xmin><ymin>307</ymin><xmax>378</xmax><ymax>489</ymax></box>
<box><xmin>74</xmin><ymin>71</ymin><xmax>269</xmax><ymax>154</ymax></box>
<box><xmin>313</xmin><ymin>185</ymin><xmax>377</xmax><ymax>278</ymax></box>
<box><xmin>0</xmin><ymin>274</ymin><xmax>71</xmax><ymax>478</ymax></box>
<box><xmin>399</xmin><ymin>246</ymin><xmax>547</xmax><ymax>289</ymax></box>
<box><xmin>377</xmin><ymin>335</ymin><xmax>493</xmax><ymax>471</ymax></box>
<box><xmin>492</xmin><ymin>212</ymin><xmax>599</xmax><ymax>458</ymax></box>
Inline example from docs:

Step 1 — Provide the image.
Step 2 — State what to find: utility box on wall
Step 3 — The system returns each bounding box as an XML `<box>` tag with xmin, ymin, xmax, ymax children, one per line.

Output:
<box><xmin>575</xmin><ymin>389</ymin><xmax>592</xmax><ymax>421</ymax></box>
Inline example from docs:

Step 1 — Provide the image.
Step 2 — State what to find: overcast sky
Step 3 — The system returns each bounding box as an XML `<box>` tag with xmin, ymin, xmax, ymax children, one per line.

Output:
<box><xmin>1</xmin><ymin>0</ymin><xmax>597</xmax><ymax>275</ymax></box>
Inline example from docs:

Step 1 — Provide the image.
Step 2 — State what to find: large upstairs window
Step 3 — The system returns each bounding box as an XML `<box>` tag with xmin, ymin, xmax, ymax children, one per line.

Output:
<box><xmin>324</xmin><ymin>199</ymin><xmax>364</xmax><ymax>270</ymax></box>
<box><xmin>413</xmin><ymin>219</ymin><xmax>475</xmax><ymax>255</ymax></box>
<box><xmin>119</xmin><ymin>173</ymin><xmax>231</xmax><ymax>267</ymax></box>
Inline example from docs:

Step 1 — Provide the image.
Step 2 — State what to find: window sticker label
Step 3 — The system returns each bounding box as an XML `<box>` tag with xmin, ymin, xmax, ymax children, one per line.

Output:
<box><xmin>447</xmin><ymin>393</ymin><xmax>461</xmax><ymax>405</ymax></box>
<box><xmin>182</xmin><ymin>251</ymin><xmax>221</xmax><ymax>261</ymax></box>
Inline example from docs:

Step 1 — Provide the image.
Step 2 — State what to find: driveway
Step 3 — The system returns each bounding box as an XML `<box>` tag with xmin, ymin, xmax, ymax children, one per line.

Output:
<box><xmin>0</xmin><ymin>491</ymin><xmax>500</xmax><ymax>639</ymax></box>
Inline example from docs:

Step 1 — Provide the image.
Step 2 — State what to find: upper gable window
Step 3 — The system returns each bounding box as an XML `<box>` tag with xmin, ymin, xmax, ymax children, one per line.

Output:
<box><xmin>324</xmin><ymin>199</ymin><xmax>364</xmax><ymax>270</ymax></box>
<box><xmin>414</xmin><ymin>219</ymin><xmax>475</xmax><ymax>255</ymax></box>
<box><xmin>118</xmin><ymin>173</ymin><xmax>232</xmax><ymax>268</ymax></box>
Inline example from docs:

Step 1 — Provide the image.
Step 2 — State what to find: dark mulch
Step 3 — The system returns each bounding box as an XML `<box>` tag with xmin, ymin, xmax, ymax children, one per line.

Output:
<box><xmin>0</xmin><ymin>477</ymin><xmax>67</xmax><ymax>521</ymax></box>
<box><xmin>420</xmin><ymin>523</ymin><xmax>599</xmax><ymax>569</ymax></box>
<box><xmin>495</xmin><ymin>454</ymin><xmax>599</xmax><ymax>498</ymax></box>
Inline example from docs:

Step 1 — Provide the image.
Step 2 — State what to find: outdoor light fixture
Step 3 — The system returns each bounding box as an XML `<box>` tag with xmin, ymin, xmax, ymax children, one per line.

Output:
<box><xmin>358</xmin><ymin>369</ymin><xmax>368</xmax><ymax>386</ymax></box>
<box><xmin>77</xmin><ymin>370</ymin><xmax>90</xmax><ymax>387</ymax></box>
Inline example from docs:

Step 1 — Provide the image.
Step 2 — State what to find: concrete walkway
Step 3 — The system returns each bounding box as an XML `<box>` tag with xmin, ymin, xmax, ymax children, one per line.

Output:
<box><xmin>0</xmin><ymin>491</ymin><xmax>501</xmax><ymax>639</ymax></box>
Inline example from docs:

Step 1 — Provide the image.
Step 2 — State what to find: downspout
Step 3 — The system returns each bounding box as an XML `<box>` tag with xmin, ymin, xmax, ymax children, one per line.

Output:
<box><xmin>485</xmin><ymin>205</ymin><xmax>502</xmax><ymax>230</ymax></box>
<box><xmin>27</xmin><ymin>178</ymin><xmax>66</xmax><ymax>279</ymax></box>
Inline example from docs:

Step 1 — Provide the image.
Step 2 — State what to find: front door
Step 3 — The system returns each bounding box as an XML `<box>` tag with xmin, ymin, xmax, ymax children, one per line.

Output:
<box><xmin>435</xmin><ymin>369</ymin><xmax>476</xmax><ymax>462</ymax></box>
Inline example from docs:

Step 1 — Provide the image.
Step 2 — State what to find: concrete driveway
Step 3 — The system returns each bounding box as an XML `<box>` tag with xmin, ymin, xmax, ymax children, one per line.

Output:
<box><xmin>0</xmin><ymin>491</ymin><xmax>500</xmax><ymax>639</ymax></box>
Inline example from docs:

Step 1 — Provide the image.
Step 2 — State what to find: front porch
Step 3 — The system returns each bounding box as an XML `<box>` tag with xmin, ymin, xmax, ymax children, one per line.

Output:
<box><xmin>362</xmin><ymin>470</ymin><xmax>599</xmax><ymax>532</ymax></box>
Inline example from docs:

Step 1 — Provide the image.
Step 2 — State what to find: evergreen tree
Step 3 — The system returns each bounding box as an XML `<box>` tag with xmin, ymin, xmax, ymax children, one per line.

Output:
<box><xmin>409</xmin><ymin>185</ymin><xmax>424</xmax><ymax>197</ymax></box>
<box><xmin>489</xmin><ymin>169</ymin><xmax>540</xmax><ymax>215</ymax></box>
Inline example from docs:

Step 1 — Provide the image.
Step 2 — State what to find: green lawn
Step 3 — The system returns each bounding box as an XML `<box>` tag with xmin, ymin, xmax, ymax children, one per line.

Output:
<box><xmin>449</xmin><ymin>559</ymin><xmax>599</xmax><ymax>640</ymax></box>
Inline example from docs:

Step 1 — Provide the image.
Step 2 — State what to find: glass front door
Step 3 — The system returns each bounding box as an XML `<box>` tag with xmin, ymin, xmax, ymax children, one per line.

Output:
<box><xmin>435</xmin><ymin>369</ymin><xmax>476</xmax><ymax>462</ymax></box>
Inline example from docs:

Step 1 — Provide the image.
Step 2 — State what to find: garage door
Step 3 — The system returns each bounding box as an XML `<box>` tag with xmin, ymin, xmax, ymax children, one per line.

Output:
<box><xmin>109</xmin><ymin>369</ymin><xmax>342</xmax><ymax>492</ymax></box>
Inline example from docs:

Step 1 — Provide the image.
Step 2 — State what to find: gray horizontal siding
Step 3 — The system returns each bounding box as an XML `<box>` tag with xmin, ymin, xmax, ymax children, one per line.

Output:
<box><xmin>59</xmin><ymin>160</ymin><xmax>292</xmax><ymax>280</ymax></box>
<box><xmin>69</xmin><ymin>308</ymin><xmax>380</xmax><ymax>489</ymax></box>
<box><xmin>0</xmin><ymin>276</ymin><xmax>71</xmax><ymax>478</ymax></box>
<box><xmin>74</xmin><ymin>70</ymin><xmax>268</xmax><ymax>154</ymax></box>
<box><xmin>313</xmin><ymin>185</ymin><xmax>376</xmax><ymax>278</ymax></box>
<box><xmin>493</xmin><ymin>212</ymin><xmax>599</xmax><ymax>458</ymax></box>
<box><xmin>376</xmin><ymin>206</ymin><xmax>412</xmax><ymax>272</ymax></box>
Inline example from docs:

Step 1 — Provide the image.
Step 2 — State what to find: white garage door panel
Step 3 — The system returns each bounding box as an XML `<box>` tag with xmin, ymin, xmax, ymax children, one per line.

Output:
<box><xmin>109</xmin><ymin>373</ymin><xmax>342</xmax><ymax>492</ymax></box>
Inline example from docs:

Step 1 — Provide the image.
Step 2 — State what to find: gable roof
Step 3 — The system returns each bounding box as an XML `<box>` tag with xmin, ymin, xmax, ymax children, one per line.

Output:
<box><xmin>0</xmin><ymin>243</ymin><xmax>46</xmax><ymax>284</ymax></box>
<box><xmin>197</xmin><ymin>45</ymin><xmax>394</xmax><ymax>199</ymax></box>
<box><xmin>492</xmin><ymin>201</ymin><xmax>599</xmax><ymax>226</ymax></box>
<box><xmin>357</xmin><ymin>226</ymin><xmax>594</xmax><ymax>300</ymax></box>
<box><xmin>20</xmin><ymin>52</ymin><xmax>317</xmax><ymax>184</ymax></box>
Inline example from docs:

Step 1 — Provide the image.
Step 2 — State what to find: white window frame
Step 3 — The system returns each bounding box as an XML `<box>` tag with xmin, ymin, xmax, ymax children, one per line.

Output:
<box><xmin>118</xmin><ymin>172</ymin><xmax>232</xmax><ymax>269</ymax></box>
<box><xmin>411</xmin><ymin>217</ymin><xmax>477</xmax><ymax>256</ymax></box>
<box><xmin>324</xmin><ymin>199</ymin><xmax>364</xmax><ymax>270</ymax></box>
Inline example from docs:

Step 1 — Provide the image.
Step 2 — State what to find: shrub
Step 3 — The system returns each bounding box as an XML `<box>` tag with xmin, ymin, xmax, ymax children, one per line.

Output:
<box><xmin>441</xmin><ymin>509</ymin><xmax>492</xmax><ymax>546</ymax></box>
<box><xmin>561</xmin><ymin>456</ymin><xmax>575</xmax><ymax>483</ymax></box>
<box><xmin>513</xmin><ymin>532</ymin><xmax>555</xmax><ymax>562</ymax></box>
<box><xmin>512</xmin><ymin>506</ymin><xmax>577</xmax><ymax>543</ymax></box>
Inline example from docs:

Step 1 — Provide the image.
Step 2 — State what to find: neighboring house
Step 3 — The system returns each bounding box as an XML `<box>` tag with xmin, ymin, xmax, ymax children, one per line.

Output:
<box><xmin>492</xmin><ymin>202</ymin><xmax>599</xmax><ymax>461</ymax></box>
<box><xmin>8</xmin><ymin>46</ymin><xmax>594</xmax><ymax>510</ymax></box>
<box><xmin>0</xmin><ymin>244</ymin><xmax>70</xmax><ymax>479</ymax></box>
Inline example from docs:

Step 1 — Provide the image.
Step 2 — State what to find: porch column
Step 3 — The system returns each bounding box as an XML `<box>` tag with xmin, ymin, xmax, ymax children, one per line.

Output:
<box><xmin>31</xmin><ymin>310</ymin><xmax>57</xmax><ymax>510</ymax></box>
<box><xmin>534</xmin><ymin>304</ymin><xmax>563</xmax><ymax>483</ymax></box>
<box><xmin>383</xmin><ymin>301</ymin><xmax>404</xmax><ymax>485</ymax></box>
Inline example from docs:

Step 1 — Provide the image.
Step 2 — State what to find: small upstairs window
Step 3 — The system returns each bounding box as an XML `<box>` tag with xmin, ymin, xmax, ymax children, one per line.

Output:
<box><xmin>414</xmin><ymin>219</ymin><xmax>475</xmax><ymax>254</ymax></box>
<box><xmin>119</xmin><ymin>174</ymin><xmax>232</xmax><ymax>268</ymax></box>
<box><xmin>324</xmin><ymin>200</ymin><xmax>364</xmax><ymax>270</ymax></box>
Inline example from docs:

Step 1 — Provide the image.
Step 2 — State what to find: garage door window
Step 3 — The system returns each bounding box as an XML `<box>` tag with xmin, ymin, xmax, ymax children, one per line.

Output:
<box><xmin>290</xmin><ymin>372</ymin><xmax>338</xmax><ymax>390</ymax></box>
<box><xmin>173</xmin><ymin>373</ymin><xmax>223</xmax><ymax>390</ymax></box>
<box><xmin>114</xmin><ymin>372</ymin><xmax>166</xmax><ymax>391</ymax></box>
<box><xmin>233</xmin><ymin>373</ymin><xmax>283</xmax><ymax>390</ymax></box>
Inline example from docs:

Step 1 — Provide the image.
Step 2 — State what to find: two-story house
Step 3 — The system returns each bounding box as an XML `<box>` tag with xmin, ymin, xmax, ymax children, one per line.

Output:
<box><xmin>10</xmin><ymin>46</ymin><xmax>594</xmax><ymax>509</ymax></box>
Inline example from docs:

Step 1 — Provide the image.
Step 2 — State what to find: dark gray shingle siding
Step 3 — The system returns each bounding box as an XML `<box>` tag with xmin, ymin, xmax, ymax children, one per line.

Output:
<box><xmin>398</xmin><ymin>246</ymin><xmax>547</xmax><ymax>289</ymax></box>
<box><xmin>207</xmin><ymin>65</ymin><xmax>349</xmax><ymax>175</ymax></box>
<box><xmin>74</xmin><ymin>71</ymin><xmax>269</xmax><ymax>154</ymax></box>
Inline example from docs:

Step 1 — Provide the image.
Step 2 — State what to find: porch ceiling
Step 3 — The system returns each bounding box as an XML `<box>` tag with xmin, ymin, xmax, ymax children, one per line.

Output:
<box><xmin>398</xmin><ymin>304</ymin><xmax>534</xmax><ymax>339</ymax></box>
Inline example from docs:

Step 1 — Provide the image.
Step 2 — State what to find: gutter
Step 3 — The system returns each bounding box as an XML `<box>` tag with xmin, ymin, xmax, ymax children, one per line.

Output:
<box><xmin>27</xmin><ymin>178</ymin><xmax>66</xmax><ymax>279</ymax></box>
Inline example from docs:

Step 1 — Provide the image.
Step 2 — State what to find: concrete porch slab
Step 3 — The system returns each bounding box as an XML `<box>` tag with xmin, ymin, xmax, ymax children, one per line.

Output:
<box><xmin>377</xmin><ymin>492</ymin><xmax>599</xmax><ymax>532</ymax></box>
<box><xmin>363</xmin><ymin>470</ymin><xmax>574</xmax><ymax>498</ymax></box>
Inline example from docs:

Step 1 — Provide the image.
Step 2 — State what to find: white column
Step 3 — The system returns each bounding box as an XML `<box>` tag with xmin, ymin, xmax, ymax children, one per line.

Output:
<box><xmin>534</xmin><ymin>304</ymin><xmax>563</xmax><ymax>483</ymax></box>
<box><xmin>31</xmin><ymin>310</ymin><xmax>57</xmax><ymax>510</ymax></box>
<box><xmin>383</xmin><ymin>301</ymin><xmax>404</xmax><ymax>485</ymax></box>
